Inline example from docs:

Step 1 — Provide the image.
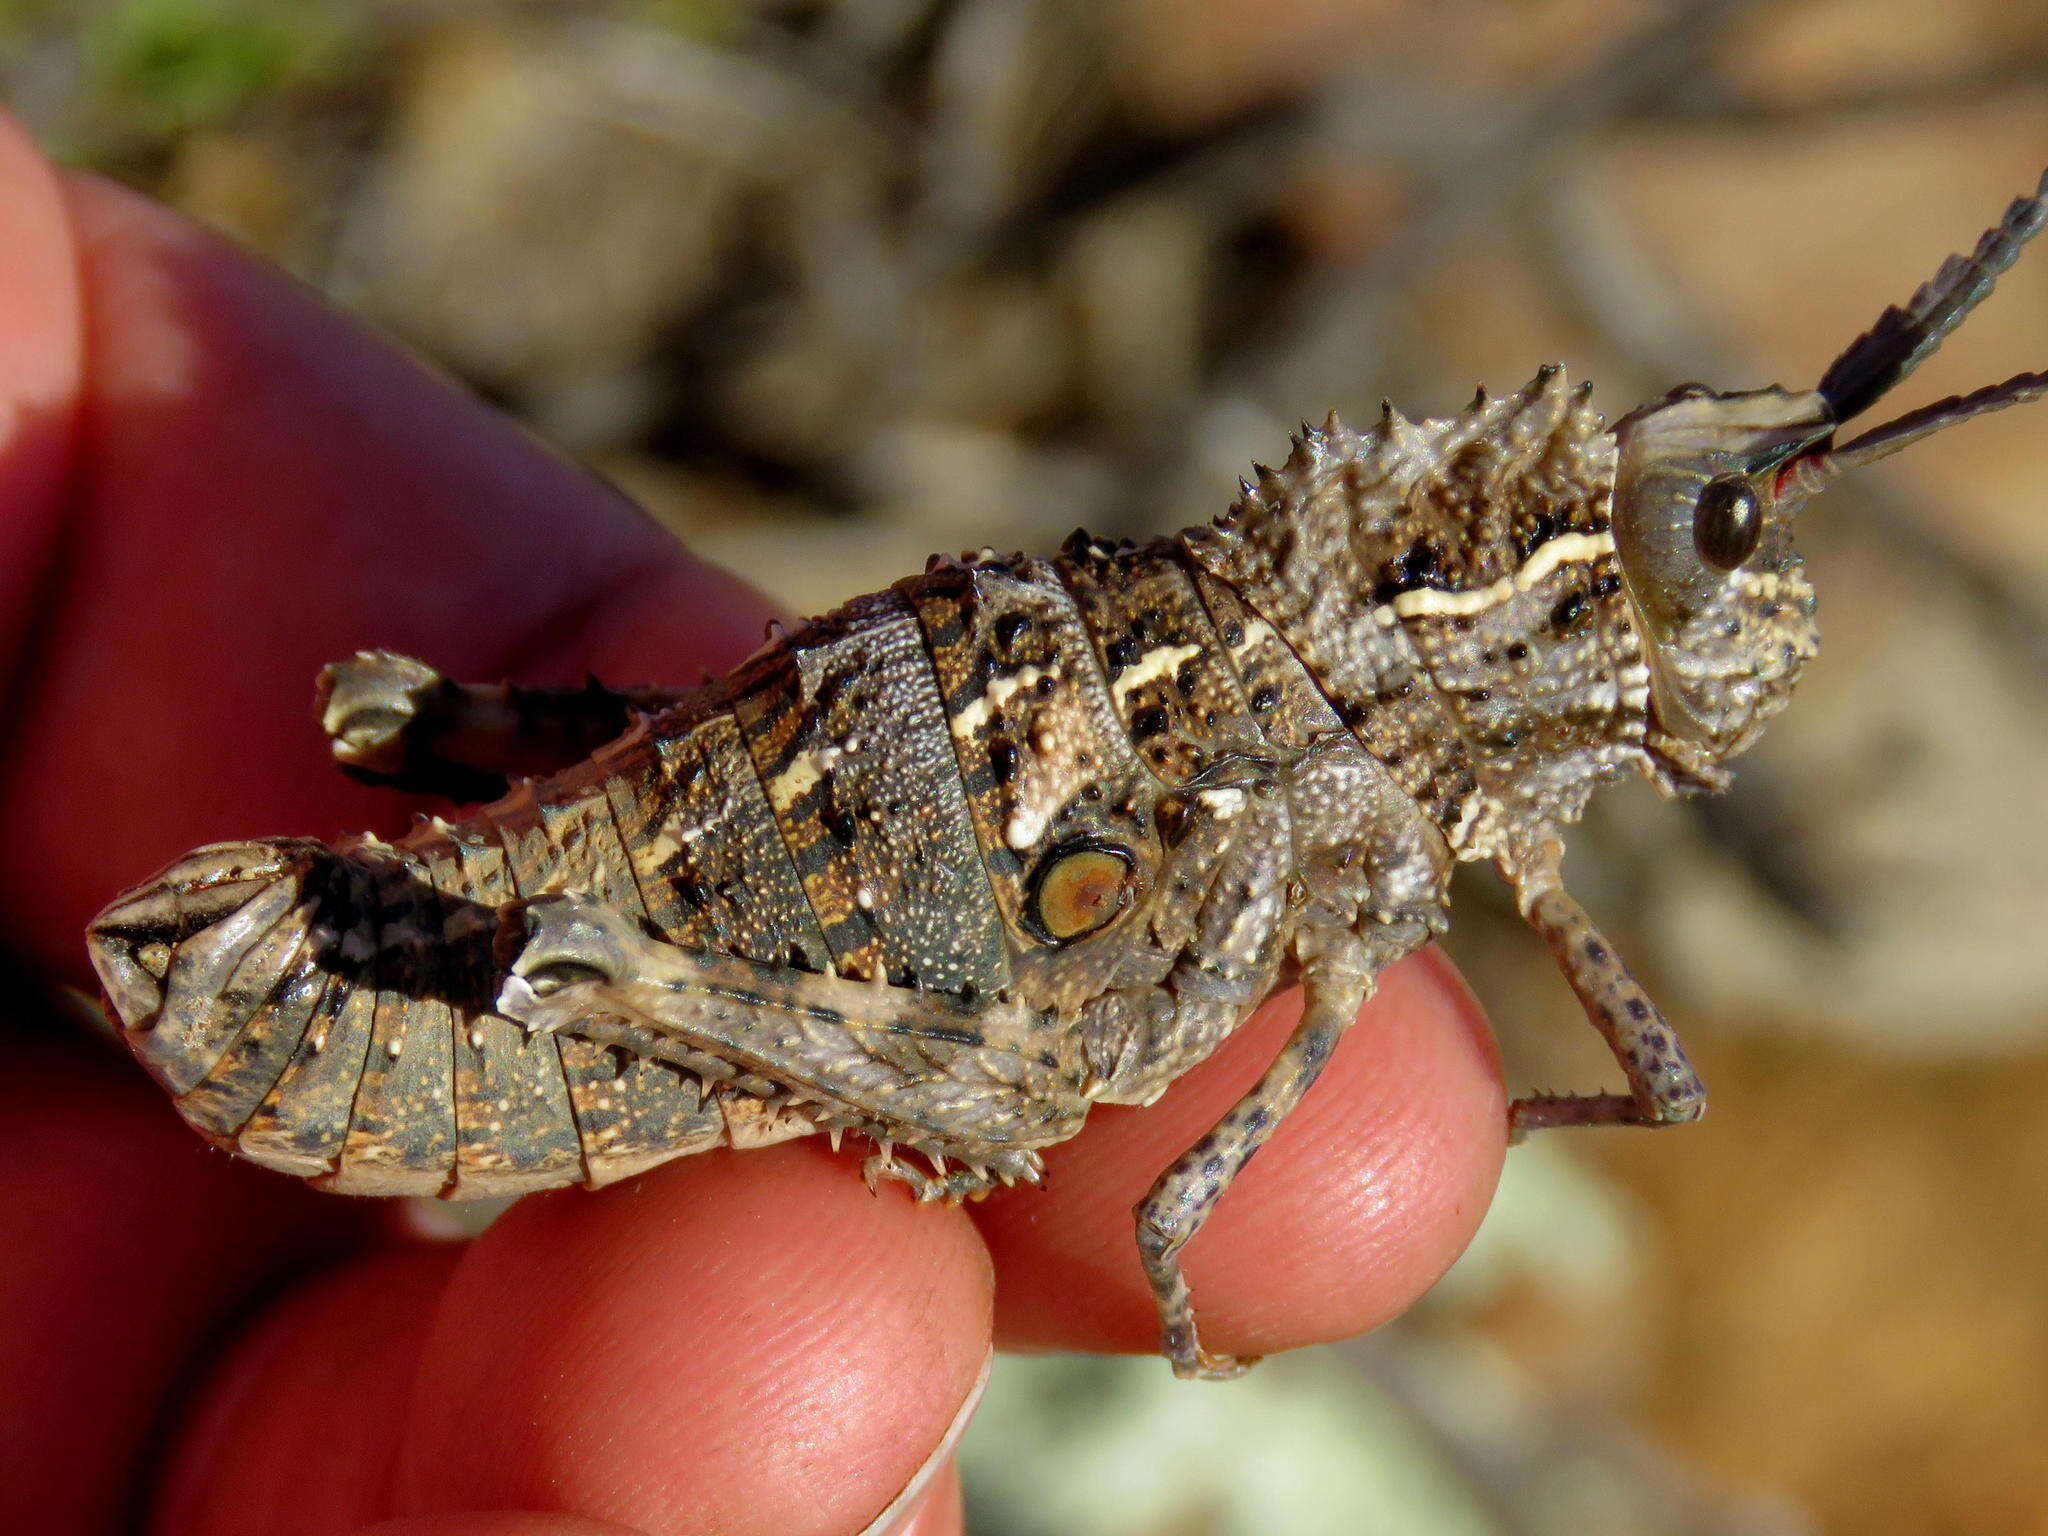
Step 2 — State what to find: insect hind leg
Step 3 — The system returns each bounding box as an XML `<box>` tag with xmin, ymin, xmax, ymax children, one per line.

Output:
<box><xmin>318</xmin><ymin>649</ymin><xmax>688</xmax><ymax>799</ymax></box>
<box><xmin>495</xmin><ymin>894</ymin><xmax>1088</xmax><ymax>1186</ymax></box>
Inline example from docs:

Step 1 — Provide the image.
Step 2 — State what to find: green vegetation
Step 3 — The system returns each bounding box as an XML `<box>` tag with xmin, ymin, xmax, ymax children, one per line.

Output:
<box><xmin>79</xmin><ymin>0</ymin><xmax>362</xmax><ymax>135</ymax></box>
<box><xmin>630</xmin><ymin>0</ymin><xmax>741</xmax><ymax>43</ymax></box>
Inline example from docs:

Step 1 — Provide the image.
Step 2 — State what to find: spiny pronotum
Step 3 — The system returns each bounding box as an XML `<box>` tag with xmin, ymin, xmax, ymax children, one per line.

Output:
<box><xmin>90</xmin><ymin>169</ymin><xmax>2048</xmax><ymax>1377</ymax></box>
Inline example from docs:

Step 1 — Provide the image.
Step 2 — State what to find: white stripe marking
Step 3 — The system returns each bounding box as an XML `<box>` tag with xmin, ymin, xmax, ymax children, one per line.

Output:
<box><xmin>953</xmin><ymin>663</ymin><xmax>1057</xmax><ymax>736</ymax></box>
<box><xmin>1378</xmin><ymin>531</ymin><xmax>1615</xmax><ymax>622</ymax></box>
<box><xmin>1110</xmin><ymin>643</ymin><xmax>1202</xmax><ymax>706</ymax></box>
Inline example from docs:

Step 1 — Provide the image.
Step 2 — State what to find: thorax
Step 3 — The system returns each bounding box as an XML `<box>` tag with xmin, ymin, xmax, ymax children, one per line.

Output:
<box><xmin>1182</xmin><ymin>386</ymin><xmax>1656</xmax><ymax>866</ymax></box>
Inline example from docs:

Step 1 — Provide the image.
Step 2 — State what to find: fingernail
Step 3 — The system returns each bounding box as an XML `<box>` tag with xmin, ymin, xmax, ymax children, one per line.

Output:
<box><xmin>853</xmin><ymin>1348</ymin><xmax>990</xmax><ymax>1536</ymax></box>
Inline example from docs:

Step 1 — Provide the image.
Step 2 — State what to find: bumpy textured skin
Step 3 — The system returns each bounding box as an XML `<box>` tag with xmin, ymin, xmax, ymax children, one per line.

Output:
<box><xmin>91</xmin><ymin>364</ymin><xmax>1741</xmax><ymax>1374</ymax></box>
<box><xmin>96</xmin><ymin>152</ymin><xmax>2048</xmax><ymax>1377</ymax></box>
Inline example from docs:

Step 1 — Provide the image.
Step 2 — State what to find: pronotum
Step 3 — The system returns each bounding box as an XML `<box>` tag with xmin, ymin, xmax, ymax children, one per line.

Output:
<box><xmin>89</xmin><ymin>170</ymin><xmax>2048</xmax><ymax>1378</ymax></box>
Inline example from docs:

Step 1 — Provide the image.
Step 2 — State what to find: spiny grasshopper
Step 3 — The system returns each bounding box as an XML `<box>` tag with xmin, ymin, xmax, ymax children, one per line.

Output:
<box><xmin>90</xmin><ymin>170</ymin><xmax>2048</xmax><ymax>1378</ymax></box>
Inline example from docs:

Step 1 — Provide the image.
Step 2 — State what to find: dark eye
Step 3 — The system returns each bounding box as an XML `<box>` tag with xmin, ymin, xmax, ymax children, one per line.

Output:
<box><xmin>1026</xmin><ymin>842</ymin><xmax>1136</xmax><ymax>944</ymax></box>
<box><xmin>1692</xmin><ymin>475</ymin><xmax>1762</xmax><ymax>570</ymax></box>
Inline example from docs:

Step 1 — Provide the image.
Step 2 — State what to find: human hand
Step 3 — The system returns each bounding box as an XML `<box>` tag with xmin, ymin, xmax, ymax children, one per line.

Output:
<box><xmin>0</xmin><ymin>113</ymin><xmax>1505</xmax><ymax>1535</ymax></box>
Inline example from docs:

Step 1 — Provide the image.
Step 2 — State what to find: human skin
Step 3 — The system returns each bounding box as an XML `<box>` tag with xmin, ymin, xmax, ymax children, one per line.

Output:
<box><xmin>0</xmin><ymin>112</ymin><xmax>1506</xmax><ymax>1536</ymax></box>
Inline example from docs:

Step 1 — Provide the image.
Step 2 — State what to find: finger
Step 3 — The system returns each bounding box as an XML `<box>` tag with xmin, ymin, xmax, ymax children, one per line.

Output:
<box><xmin>971</xmin><ymin>947</ymin><xmax>1505</xmax><ymax>1360</ymax></box>
<box><xmin>0</xmin><ymin>150</ymin><xmax>767</xmax><ymax>978</ymax></box>
<box><xmin>0</xmin><ymin>125</ymin><xmax>988</xmax><ymax>1536</ymax></box>
<box><xmin>884</xmin><ymin>1461</ymin><xmax>962</xmax><ymax>1536</ymax></box>
<box><xmin>153</xmin><ymin>1151</ymin><xmax>988</xmax><ymax>1536</ymax></box>
<box><xmin>357</xmin><ymin>1519</ymin><xmax>649</xmax><ymax>1536</ymax></box>
<box><xmin>0</xmin><ymin>110</ymin><xmax>1500</xmax><ymax>1503</ymax></box>
<box><xmin>0</xmin><ymin>1023</ymin><xmax>376</xmax><ymax>1535</ymax></box>
<box><xmin>390</xmin><ymin>1146</ymin><xmax>991</xmax><ymax>1536</ymax></box>
<box><xmin>150</xmin><ymin>1246</ymin><xmax>462</xmax><ymax>1536</ymax></box>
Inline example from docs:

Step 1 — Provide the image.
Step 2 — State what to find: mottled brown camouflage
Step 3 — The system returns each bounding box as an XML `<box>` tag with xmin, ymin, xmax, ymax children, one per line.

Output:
<box><xmin>88</xmin><ymin>170</ymin><xmax>2048</xmax><ymax>1376</ymax></box>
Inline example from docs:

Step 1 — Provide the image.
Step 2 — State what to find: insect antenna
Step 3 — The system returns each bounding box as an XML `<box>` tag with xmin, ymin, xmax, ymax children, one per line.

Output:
<box><xmin>1826</xmin><ymin>367</ymin><xmax>2048</xmax><ymax>470</ymax></box>
<box><xmin>1816</xmin><ymin>166</ymin><xmax>2048</xmax><ymax>424</ymax></box>
<box><xmin>1774</xmin><ymin>165</ymin><xmax>2048</xmax><ymax>496</ymax></box>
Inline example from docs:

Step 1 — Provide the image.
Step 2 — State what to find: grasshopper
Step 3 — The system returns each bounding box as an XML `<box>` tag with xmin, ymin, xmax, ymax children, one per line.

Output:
<box><xmin>89</xmin><ymin>170</ymin><xmax>2048</xmax><ymax>1378</ymax></box>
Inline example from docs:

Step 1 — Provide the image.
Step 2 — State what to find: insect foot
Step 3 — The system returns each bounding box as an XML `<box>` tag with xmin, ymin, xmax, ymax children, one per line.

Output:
<box><xmin>89</xmin><ymin>166</ymin><xmax>2048</xmax><ymax>1373</ymax></box>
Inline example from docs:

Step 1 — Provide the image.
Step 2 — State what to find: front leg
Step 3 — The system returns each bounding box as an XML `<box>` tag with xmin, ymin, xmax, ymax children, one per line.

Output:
<box><xmin>1508</xmin><ymin>839</ymin><xmax>1706</xmax><ymax>1136</ymax></box>
<box><xmin>1134</xmin><ymin>931</ymin><xmax>1374</xmax><ymax>1381</ymax></box>
<box><xmin>318</xmin><ymin>649</ymin><xmax>688</xmax><ymax>799</ymax></box>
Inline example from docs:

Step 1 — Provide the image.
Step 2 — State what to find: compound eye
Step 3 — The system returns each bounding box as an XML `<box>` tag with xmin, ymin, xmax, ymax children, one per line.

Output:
<box><xmin>1668</xmin><ymin>381</ymin><xmax>1716</xmax><ymax>400</ymax></box>
<box><xmin>1692</xmin><ymin>474</ymin><xmax>1762</xmax><ymax>571</ymax></box>
<box><xmin>1026</xmin><ymin>842</ymin><xmax>1136</xmax><ymax>944</ymax></box>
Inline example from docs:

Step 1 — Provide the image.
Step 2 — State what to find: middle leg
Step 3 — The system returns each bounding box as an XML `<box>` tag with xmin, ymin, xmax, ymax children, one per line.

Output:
<box><xmin>1133</xmin><ymin>928</ymin><xmax>1377</xmax><ymax>1381</ymax></box>
<box><xmin>1507</xmin><ymin>837</ymin><xmax>1707</xmax><ymax>1137</ymax></box>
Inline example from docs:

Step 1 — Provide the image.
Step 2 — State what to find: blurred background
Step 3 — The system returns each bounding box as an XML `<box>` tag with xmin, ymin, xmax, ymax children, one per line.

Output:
<box><xmin>6</xmin><ymin>0</ymin><xmax>2046</xmax><ymax>1530</ymax></box>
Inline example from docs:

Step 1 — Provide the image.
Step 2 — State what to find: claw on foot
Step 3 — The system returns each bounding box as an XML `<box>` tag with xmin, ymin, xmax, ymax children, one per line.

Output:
<box><xmin>1173</xmin><ymin>1349</ymin><xmax>1260</xmax><ymax>1382</ymax></box>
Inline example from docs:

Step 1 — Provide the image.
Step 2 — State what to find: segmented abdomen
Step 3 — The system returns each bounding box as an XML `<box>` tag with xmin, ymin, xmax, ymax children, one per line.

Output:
<box><xmin>88</xmin><ymin>823</ymin><xmax>732</xmax><ymax>1195</ymax></box>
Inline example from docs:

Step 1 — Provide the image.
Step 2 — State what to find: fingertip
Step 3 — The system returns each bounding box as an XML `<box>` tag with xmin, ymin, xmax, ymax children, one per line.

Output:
<box><xmin>875</xmin><ymin>1459</ymin><xmax>963</xmax><ymax>1536</ymax></box>
<box><xmin>974</xmin><ymin>947</ymin><xmax>1506</xmax><ymax>1360</ymax></box>
<box><xmin>397</xmin><ymin>1144</ymin><xmax>994</xmax><ymax>1536</ymax></box>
